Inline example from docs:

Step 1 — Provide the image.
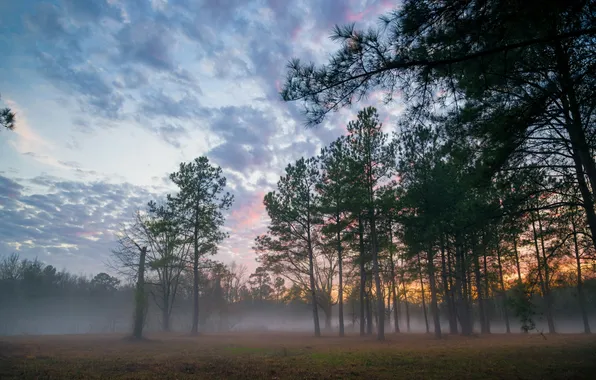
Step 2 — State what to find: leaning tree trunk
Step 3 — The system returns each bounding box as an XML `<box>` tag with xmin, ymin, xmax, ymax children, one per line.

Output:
<box><xmin>513</xmin><ymin>235</ymin><xmax>522</xmax><ymax>283</ymax></box>
<box><xmin>555</xmin><ymin>44</ymin><xmax>596</xmax><ymax>240</ymax></box>
<box><xmin>569</xmin><ymin>141</ymin><xmax>596</xmax><ymax>252</ymax></box>
<box><xmin>133</xmin><ymin>247</ymin><xmax>147</xmax><ymax>339</ymax></box>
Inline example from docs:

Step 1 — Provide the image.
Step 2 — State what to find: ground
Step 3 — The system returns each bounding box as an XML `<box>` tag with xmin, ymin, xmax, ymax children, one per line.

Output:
<box><xmin>1</xmin><ymin>332</ymin><xmax>595</xmax><ymax>379</ymax></box>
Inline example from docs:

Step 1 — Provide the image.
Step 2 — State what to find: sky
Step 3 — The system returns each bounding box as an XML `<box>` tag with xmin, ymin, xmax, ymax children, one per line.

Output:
<box><xmin>0</xmin><ymin>0</ymin><xmax>401</xmax><ymax>277</ymax></box>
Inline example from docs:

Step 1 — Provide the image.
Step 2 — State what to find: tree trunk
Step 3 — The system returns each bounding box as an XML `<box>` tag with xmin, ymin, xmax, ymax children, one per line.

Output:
<box><xmin>571</xmin><ymin>213</ymin><xmax>591</xmax><ymax>334</ymax></box>
<box><xmin>324</xmin><ymin>306</ymin><xmax>332</xmax><ymax>331</ymax></box>
<box><xmin>473</xmin><ymin>245</ymin><xmax>488</xmax><ymax>334</ymax></box>
<box><xmin>366</xmin><ymin>281</ymin><xmax>373</xmax><ymax>335</ymax></box>
<box><xmin>191</xmin><ymin>219</ymin><xmax>200</xmax><ymax>336</ymax></box>
<box><xmin>162</xmin><ymin>298</ymin><xmax>171</xmax><ymax>332</ymax></box>
<box><xmin>426</xmin><ymin>247</ymin><xmax>442</xmax><ymax>339</ymax></box>
<box><xmin>389</xmin><ymin>231</ymin><xmax>400</xmax><ymax>333</ymax></box>
<box><xmin>441</xmin><ymin>237</ymin><xmax>458</xmax><ymax>334</ymax></box>
<box><xmin>455</xmin><ymin>235</ymin><xmax>473</xmax><ymax>335</ymax></box>
<box><xmin>554</xmin><ymin>42</ymin><xmax>596</xmax><ymax>252</ymax></box>
<box><xmin>569</xmin><ymin>142</ymin><xmax>596</xmax><ymax>251</ymax></box>
<box><xmin>133</xmin><ymin>247</ymin><xmax>147</xmax><ymax>339</ymax></box>
<box><xmin>308</xmin><ymin>244</ymin><xmax>321</xmax><ymax>337</ymax></box>
<box><xmin>369</xmin><ymin>210</ymin><xmax>385</xmax><ymax>341</ymax></box>
<box><xmin>465</xmin><ymin>247</ymin><xmax>474</xmax><ymax>321</ymax></box>
<box><xmin>358</xmin><ymin>216</ymin><xmax>366</xmax><ymax>336</ymax></box>
<box><xmin>513</xmin><ymin>235</ymin><xmax>522</xmax><ymax>283</ymax></box>
<box><xmin>399</xmin><ymin>255</ymin><xmax>411</xmax><ymax>333</ymax></box>
<box><xmin>535</xmin><ymin>211</ymin><xmax>556</xmax><ymax>334</ymax></box>
<box><xmin>338</xmin><ymin>229</ymin><xmax>345</xmax><ymax>337</ymax></box>
<box><xmin>496</xmin><ymin>244</ymin><xmax>511</xmax><ymax>334</ymax></box>
<box><xmin>417</xmin><ymin>252</ymin><xmax>429</xmax><ymax>334</ymax></box>
<box><xmin>482</xmin><ymin>247</ymin><xmax>491</xmax><ymax>334</ymax></box>
<box><xmin>447</xmin><ymin>243</ymin><xmax>458</xmax><ymax>333</ymax></box>
<box><xmin>530</xmin><ymin>213</ymin><xmax>552</xmax><ymax>334</ymax></box>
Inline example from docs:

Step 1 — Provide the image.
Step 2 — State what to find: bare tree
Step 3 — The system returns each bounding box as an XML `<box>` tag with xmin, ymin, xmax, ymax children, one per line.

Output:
<box><xmin>109</xmin><ymin>206</ymin><xmax>190</xmax><ymax>332</ymax></box>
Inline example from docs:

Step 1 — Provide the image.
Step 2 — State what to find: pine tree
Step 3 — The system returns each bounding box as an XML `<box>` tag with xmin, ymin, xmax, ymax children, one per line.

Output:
<box><xmin>168</xmin><ymin>157</ymin><xmax>233</xmax><ymax>335</ymax></box>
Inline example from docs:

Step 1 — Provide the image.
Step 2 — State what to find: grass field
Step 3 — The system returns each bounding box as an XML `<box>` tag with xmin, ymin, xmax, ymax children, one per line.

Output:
<box><xmin>1</xmin><ymin>332</ymin><xmax>595</xmax><ymax>379</ymax></box>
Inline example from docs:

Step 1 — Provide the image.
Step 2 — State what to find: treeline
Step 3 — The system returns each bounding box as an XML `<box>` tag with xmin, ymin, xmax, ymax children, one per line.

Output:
<box><xmin>0</xmin><ymin>252</ymin><xmax>315</xmax><ymax>335</ymax></box>
<box><xmin>270</xmin><ymin>0</ymin><xmax>596</xmax><ymax>340</ymax></box>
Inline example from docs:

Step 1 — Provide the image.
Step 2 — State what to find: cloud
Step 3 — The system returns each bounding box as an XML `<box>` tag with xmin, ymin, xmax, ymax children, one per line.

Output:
<box><xmin>0</xmin><ymin>174</ymin><xmax>158</xmax><ymax>271</ymax></box>
<box><xmin>115</xmin><ymin>22</ymin><xmax>176</xmax><ymax>71</ymax></box>
<box><xmin>139</xmin><ymin>89</ymin><xmax>204</xmax><ymax>120</ymax></box>
<box><xmin>2</xmin><ymin>98</ymin><xmax>66</xmax><ymax>168</ymax></box>
<box><xmin>155</xmin><ymin>123</ymin><xmax>189</xmax><ymax>148</ymax></box>
<box><xmin>2</xmin><ymin>0</ymin><xmax>401</xmax><ymax>274</ymax></box>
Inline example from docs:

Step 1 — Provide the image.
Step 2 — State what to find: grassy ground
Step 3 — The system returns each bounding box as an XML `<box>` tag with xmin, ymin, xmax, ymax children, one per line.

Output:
<box><xmin>1</xmin><ymin>332</ymin><xmax>595</xmax><ymax>379</ymax></box>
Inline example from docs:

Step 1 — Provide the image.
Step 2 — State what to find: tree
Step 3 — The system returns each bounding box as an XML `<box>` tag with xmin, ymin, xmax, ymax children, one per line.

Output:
<box><xmin>145</xmin><ymin>200</ymin><xmax>192</xmax><ymax>331</ymax></box>
<box><xmin>109</xmin><ymin>205</ymin><xmax>190</xmax><ymax>332</ymax></box>
<box><xmin>168</xmin><ymin>157</ymin><xmax>233</xmax><ymax>335</ymax></box>
<box><xmin>281</xmin><ymin>0</ymin><xmax>596</xmax><ymax>260</ymax></box>
<box><xmin>256</xmin><ymin>157</ymin><xmax>323</xmax><ymax>336</ymax></box>
<box><xmin>345</xmin><ymin>107</ymin><xmax>396</xmax><ymax>341</ymax></box>
<box><xmin>248</xmin><ymin>266</ymin><xmax>272</xmax><ymax>302</ymax></box>
<box><xmin>91</xmin><ymin>273</ymin><xmax>120</xmax><ymax>295</ymax></box>
<box><xmin>132</xmin><ymin>246</ymin><xmax>148</xmax><ymax>339</ymax></box>
<box><xmin>273</xmin><ymin>277</ymin><xmax>286</xmax><ymax>301</ymax></box>
<box><xmin>109</xmin><ymin>212</ymin><xmax>150</xmax><ymax>338</ymax></box>
<box><xmin>281</xmin><ymin>1</ymin><xmax>595</xmax><ymax>125</ymax></box>
<box><xmin>318</xmin><ymin>136</ymin><xmax>352</xmax><ymax>336</ymax></box>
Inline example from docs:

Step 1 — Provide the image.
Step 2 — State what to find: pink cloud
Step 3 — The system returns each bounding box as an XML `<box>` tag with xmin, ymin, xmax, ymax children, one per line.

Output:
<box><xmin>230</xmin><ymin>191</ymin><xmax>267</xmax><ymax>230</ymax></box>
<box><xmin>345</xmin><ymin>0</ymin><xmax>394</xmax><ymax>23</ymax></box>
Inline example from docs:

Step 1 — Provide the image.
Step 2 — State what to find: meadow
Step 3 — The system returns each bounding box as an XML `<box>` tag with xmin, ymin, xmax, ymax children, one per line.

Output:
<box><xmin>1</xmin><ymin>332</ymin><xmax>596</xmax><ymax>379</ymax></box>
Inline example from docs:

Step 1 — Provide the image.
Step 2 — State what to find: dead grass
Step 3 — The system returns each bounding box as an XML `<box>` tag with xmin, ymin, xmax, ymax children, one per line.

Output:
<box><xmin>1</xmin><ymin>332</ymin><xmax>595</xmax><ymax>379</ymax></box>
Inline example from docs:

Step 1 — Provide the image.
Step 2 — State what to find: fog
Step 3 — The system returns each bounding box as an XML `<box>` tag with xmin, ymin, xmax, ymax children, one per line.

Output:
<box><xmin>2</xmin><ymin>294</ymin><xmax>595</xmax><ymax>336</ymax></box>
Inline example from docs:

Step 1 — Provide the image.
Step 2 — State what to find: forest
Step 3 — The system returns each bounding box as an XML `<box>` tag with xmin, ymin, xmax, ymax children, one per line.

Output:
<box><xmin>1</xmin><ymin>0</ymin><xmax>596</xmax><ymax>343</ymax></box>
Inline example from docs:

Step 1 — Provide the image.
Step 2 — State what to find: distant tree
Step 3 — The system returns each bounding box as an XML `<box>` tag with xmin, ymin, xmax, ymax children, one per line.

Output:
<box><xmin>220</xmin><ymin>261</ymin><xmax>247</xmax><ymax>304</ymax></box>
<box><xmin>273</xmin><ymin>277</ymin><xmax>286</xmax><ymax>301</ymax></box>
<box><xmin>248</xmin><ymin>266</ymin><xmax>272</xmax><ymax>302</ymax></box>
<box><xmin>0</xmin><ymin>253</ymin><xmax>21</xmax><ymax>280</ymax></box>
<box><xmin>91</xmin><ymin>273</ymin><xmax>120</xmax><ymax>294</ymax></box>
